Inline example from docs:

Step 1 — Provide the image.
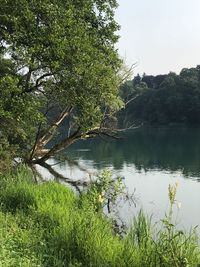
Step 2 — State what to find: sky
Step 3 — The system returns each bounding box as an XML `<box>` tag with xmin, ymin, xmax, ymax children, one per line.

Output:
<box><xmin>115</xmin><ymin>0</ymin><xmax>200</xmax><ymax>76</ymax></box>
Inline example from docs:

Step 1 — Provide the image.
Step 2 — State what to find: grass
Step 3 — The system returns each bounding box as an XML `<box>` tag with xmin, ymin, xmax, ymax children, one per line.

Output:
<box><xmin>0</xmin><ymin>167</ymin><xmax>199</xmax><ymax>266</ymax></box>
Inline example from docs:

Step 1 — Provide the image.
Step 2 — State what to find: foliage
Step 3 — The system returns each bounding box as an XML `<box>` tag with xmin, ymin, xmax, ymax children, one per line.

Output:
<box><xmin>119</xmin><ymin>66</ymin><xmax>200</xmax><ymax>126</ymax></box>
<box><xmin>127</xmin><ymin>182</ymin><xmax>200</xmax><ymax>267</ymax></box>
<box><xmin>0</xmin><ymin>167</ymin><xmax>135</xmax><ymax>267</ymax></box>
<box><xmin>0</xmin><ymin>0</ymin><xmax>123</xmax><ymax>167</ymax></box>
<box><xmin>0</xmin><ymin>137</ymin><xmax>15</xmax><ymax>173</ymax></box>
<box><xmin>0</xmin><ymin>168</ymin><xmax>200</xmax><ymax>266</ymax></box>
<box><xmin>80</xmin><ymin>169</ymin><xmax>127</xmax><ymax>213</ymax></box>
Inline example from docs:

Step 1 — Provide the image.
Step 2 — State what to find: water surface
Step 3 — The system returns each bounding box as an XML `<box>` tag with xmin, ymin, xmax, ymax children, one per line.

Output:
<box><xmin>48</xmin><ymin>126</ymin><xmax>200</xmax><ymax>229</ymax></box>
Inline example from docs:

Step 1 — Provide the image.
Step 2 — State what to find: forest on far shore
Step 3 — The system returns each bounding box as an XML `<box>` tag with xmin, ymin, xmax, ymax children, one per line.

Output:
<box><xmin>119</xmin><ymin>65</ymin><xmax>200</xmax><ymax>126</ymax></box>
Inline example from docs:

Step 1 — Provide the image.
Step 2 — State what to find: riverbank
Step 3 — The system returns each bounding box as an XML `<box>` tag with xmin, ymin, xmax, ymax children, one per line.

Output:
<box><xmin>0</xmin><ymin>167</ymin><xmax>199</xmax><ymax>266</ymax></box>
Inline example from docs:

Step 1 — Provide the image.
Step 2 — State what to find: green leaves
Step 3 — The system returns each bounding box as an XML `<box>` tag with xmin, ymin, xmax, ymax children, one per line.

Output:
<box><xmin>0</xmin><ymin>0</ymin><xmax>123</xmax><ymax>164</ymax></box>
<box><xmin>120</xmin><ymin>66</ymin><xmax>200</xmax><ymax>126</ymax></box>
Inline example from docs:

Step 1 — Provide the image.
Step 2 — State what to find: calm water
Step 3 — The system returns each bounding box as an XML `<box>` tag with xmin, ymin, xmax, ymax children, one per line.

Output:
<box><xmin>44</xmin><ymin>126</ymin><xmax>200</xmax><ymax>229</ymax></box>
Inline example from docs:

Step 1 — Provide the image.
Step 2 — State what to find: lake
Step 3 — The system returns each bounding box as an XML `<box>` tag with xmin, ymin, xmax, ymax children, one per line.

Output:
<box><xmin>42</xmin><ymin>126</ymin><xmax>200</xmax><ymax>229</ymax></box>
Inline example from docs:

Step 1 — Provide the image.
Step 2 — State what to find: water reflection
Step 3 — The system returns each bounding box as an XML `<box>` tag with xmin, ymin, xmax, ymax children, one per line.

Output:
<box><xmin>65</xmin><ymin>126</ymin><xmax>200</xmax><ymax>178</ymax></box>
<box><xmin>50</xmin><ymin>126</ymin><xmax>200</xmax><ymax>228</ymax></box>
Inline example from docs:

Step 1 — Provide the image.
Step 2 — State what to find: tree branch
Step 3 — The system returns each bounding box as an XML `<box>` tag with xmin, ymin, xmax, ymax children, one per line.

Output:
<box><xmin>124</xmin><ymin>95</ymin><xmax>139</xmax><ymax>107</ymax></box>
<box><xmin>33</xmin><ymin>126</ymin><xmax>81</xmax><ymax>164</ymax></box>
<box><xmin>20</xmin><ymin>72</ymin><xmax>55</xmax><ymax>95</ymax></box>
<box><xmin>32</xmin><ymin>106</ymin><xmax>73</xmax><ymax>159</ymax></box>
<box><xmin>33</xmin><ymin>122</ymin><xmax>138</xmax><ymax>164</ymax></box>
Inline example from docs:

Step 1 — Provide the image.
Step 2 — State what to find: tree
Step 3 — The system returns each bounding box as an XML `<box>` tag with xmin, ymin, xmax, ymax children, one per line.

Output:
<box><xmin>0</xmin><ymin>0</ymin><xmax>124</xmax><ymax>171</ymax></box>
<box><xmin>119</xmin><ymin>66</ymin><xmax>200</xmax><ymax>126</ymax></box>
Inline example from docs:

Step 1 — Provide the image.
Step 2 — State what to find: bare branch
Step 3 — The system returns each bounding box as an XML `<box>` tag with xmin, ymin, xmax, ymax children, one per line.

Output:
<box><xmin>24</xmin><ymin>68</ymin><xmax>33</xmax><ymax>91</ymax></box>
<box><xmin>118</xmin><ymin>62</ymin><xmax>137</xmax><ymax>84</ymax></box>
<box><xmin>34</xmin><ymin>126</ymin><xmax>81</xmax><ymax>163</ymax></box>
<box><xmin>32</xmin><ymin>121</ymin><xmax>139</xmax><ymax>164</ymax></box>
<box><xmin>33</xmin><ymin>106</ymin><xmax>73</xmax><ymax>154</ymax></box>
<box><xmin>35</xmin><ymin>72</ymin><xmax>55</xmax><ymax>88</ymax></box>
<box><xmin>19</xmin><ymin>72</ymin><xmax>55</xmax><ymax>95</ymax></box>
<box><xmin>124</xmin><ymin>95</ymin><xmax>139</xmax><ymax>107</ymax></box>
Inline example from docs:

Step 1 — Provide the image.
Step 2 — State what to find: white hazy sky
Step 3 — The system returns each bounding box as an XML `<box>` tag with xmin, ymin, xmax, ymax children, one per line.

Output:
<box><xmin>115</xmin><ymin>0</ymin><xmax>200</xmax><ymax>76</ymax></box>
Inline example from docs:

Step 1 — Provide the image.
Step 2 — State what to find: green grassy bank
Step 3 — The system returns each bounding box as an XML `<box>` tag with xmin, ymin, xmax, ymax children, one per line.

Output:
<box><xmin>0</xmin><ymin>167</ymin><xmax>199</xmax><ymax>267</ymax></box>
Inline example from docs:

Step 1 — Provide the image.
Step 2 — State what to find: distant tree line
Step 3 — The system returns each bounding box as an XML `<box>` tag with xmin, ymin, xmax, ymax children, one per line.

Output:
<box><xmin>119</xmin><ymin>66</ymin><xmax>200</xmax><ymax>126</ymax></box>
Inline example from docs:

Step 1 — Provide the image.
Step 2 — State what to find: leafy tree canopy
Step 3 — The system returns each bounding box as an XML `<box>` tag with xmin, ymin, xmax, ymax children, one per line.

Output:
<box><xmin>0</xmin><ymin>0</ymin><xmax>124</xmax><ymax>168</ymax></box>
<box><xmin>119</xmin><ymin>66</ymin><xmax>200</xmax><ymax>126</ymax></box>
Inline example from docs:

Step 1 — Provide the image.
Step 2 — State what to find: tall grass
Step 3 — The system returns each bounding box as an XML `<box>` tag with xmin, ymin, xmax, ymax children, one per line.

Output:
<box><xmin>0</xmin><ymin>167</ymin><xmax>199</xmax><ymax>266</ymax></box>
<box><xmin>127</xmin><ymin>182</ymin><xmax>200</xmax><ymax>266</ymax></box>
